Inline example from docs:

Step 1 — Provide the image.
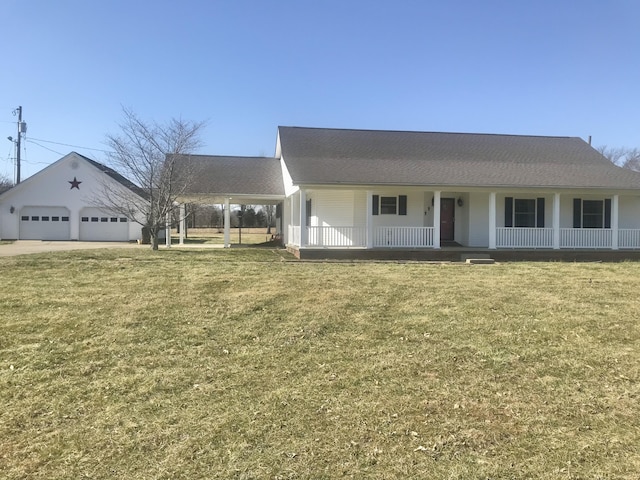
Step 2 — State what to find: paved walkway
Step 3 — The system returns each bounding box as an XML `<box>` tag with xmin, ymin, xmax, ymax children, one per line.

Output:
<box><xmin>0</xmin><ymin>241</ymin><xmax>143</xmax><ymax>257</ymax></box>
<box><xmin>0</xmin><ymin>240</ymin><xmax>230</xmax><ymax>257</ymax></box>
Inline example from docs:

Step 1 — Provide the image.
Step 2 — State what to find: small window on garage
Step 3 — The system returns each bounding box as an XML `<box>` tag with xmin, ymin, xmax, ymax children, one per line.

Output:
<box><xmin>62</xmin><ymin>216</ymin><xmax>69</xmax><ymax>222</ymax></box>
<box><xmin>110</xmin><ymin>217</ymin><xmax>118</xmax><ymax>222</ymax></box>
<box><xmin>100</xmin><ymin>217</ymin><xmax>108</xmax><ymax>223</ymax></box>
<box><xmin>21</xmin><ymin>216</ymin><xmax>29</xmax><ymax>221</ymax></box>
<box><xmin>81</xmin><ymin>217</ymin><xmax>89</xmax><ymax>222</ymax></box>
<box><xmin>31</xmin><ymin>216</ymin><xmax>39</xmax><ymax>221</ymax></box>
<box><xmin>42</xmin><ymin>216</ymin><xmax>50</xmax><ymax>221</ymax></box>
<box><xmin>119</xmin><ymin>218</ymin><xmax>128</xmax><ymax>223</ymax></box>
<box><xmin>52</xmin><ymin>216</ymin><xmax>60</xmax><ymax>222</ymax></box>
<box><xmin>91</xmin><ymin>217</ymin><xmax>98</xmax><ymax>222</ymax></box>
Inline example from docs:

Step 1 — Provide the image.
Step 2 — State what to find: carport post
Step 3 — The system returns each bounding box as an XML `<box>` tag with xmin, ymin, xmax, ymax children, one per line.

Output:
<box><xmin>224</xmin><ymin>197</ymin><xmax>231</xmax><ymax>248</ymax></box>
<box><xmin>165</xmin><ymin>212</ymin><xmax>171</xmax><ymax>247</ymax></box>
<box><xmin>179</xmin><ymin>204</ymin><xmax>185</xmax><ymax>245</ymax></box>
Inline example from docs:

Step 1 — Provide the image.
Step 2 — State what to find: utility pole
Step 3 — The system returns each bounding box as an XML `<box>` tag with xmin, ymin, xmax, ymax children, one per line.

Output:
<box><xmin>15</xmin><ymin>106</ymin><xmax>25</xmax><ymax>184</ymax></box>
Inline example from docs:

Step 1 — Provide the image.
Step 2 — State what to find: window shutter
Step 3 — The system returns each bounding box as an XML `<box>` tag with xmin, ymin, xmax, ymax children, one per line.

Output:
<box><xmin>573</xmin><ymin>199</ymin><xmax>582</xmax><ymax>228</ymax></box>
<box><xmin>306</xmin><ymin>199</ymin><xmax>312</xmax><ymax>226</ymax></box>
<box><xmin>604</xmin><ymin>199</ymin><xmax>611</xmax><ymax>228</ymax></box>
<box><xmin>536</xmin><ymin>198</ymin><xmax>545</xmax><ymax>228</ymax></box>
<box><xmin>372</xmin><ymin>195</ymin><xmax>379</xmax><ymax>215</ymax></box>
<box><xmin>504</xmin><ymin>197</ymin><xmax>513</xmax><ymax>227</ymax></box>
<box><xmin>275</xmin><ymin>203</ymin><xmax>282</xmax><ymax>218</ymax></box>
<box><xmin>399</xmin><ymin>195</ymin><xmax>407</xmax><ymax>215</ymax></box>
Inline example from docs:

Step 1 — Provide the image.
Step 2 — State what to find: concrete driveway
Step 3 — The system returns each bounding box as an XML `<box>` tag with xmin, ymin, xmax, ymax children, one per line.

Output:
<box><xmin>0</xmin><ymin>240</ymin><xmax>143</xmax><ymax>257</ymax></box>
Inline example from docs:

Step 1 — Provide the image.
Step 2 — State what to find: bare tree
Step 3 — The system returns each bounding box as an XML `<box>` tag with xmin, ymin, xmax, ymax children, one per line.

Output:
<box><xmin>99</xmin><ymin>107</ymin><xmax>206</xmax><ymax>250</ymax></box>
<box><xmin>597</xmin><ymin>146</ymin><xmax>640</xmax><ymax>171</ymax></box>
<box><xmin>0</xmin><ymin>174</ymin><xmax>12</xmax><ymax>194</ymax></box>
<box><xmin>263</xmin><ymin>204</ymin><xmax>275</xmax><ymax>234</ymax></box>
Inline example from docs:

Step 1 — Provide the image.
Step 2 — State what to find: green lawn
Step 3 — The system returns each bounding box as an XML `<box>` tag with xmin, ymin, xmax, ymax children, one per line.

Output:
<box><xmin>1</xmin><ymin>249</ymin><xmax>639</xmax><ymax>479</ymax></box>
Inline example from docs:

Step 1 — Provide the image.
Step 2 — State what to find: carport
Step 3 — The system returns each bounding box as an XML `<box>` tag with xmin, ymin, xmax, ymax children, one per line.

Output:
<box><xmin>169</xmin><ymin>154</ymin><xmax>285</xmax><ymax>247</ymax></box>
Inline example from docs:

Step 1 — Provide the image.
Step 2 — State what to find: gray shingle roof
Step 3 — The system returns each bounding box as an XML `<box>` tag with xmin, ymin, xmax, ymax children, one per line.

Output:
<box><xmin>278</xmin><ymin>127</ymin><xmax>640</xmax><ymax>189</ymax></box>
<box><xmin>80</xmin><ymin>153</ymin><xmax>148</xmax><ymax>199</ymax></box>
<box><xmin>172</xmin><ymin>155</ymin><xmax>285</xmax><ymax>197</ymax></box>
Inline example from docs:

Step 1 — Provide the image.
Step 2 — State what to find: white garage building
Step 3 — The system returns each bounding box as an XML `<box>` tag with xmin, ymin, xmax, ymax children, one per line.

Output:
<box><xmin>0</xmin><ymin>152</ymin><xmax>144</xmax><ymax>242</ymax></box>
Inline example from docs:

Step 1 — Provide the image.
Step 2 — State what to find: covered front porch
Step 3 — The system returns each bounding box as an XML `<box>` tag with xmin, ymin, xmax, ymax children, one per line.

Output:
<box><xmin>285</xmin><ymin>188</ymin><xmax>640</xmax><ymax>251</ymax></box>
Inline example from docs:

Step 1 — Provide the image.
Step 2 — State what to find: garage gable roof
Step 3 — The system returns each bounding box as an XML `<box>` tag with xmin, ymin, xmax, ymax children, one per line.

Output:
<box><xmin>277</xmin><ymin>126</ymin><xmax>640</xmax><ymax>189</ymax></box>
<box><xmin>0</xmin><ymin>152</ymin><xmax>146</xmax><ymax>201</ymax></box>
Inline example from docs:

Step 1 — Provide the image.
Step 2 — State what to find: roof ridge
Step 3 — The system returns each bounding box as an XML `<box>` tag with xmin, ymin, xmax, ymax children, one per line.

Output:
<box><xmin>170</xmin><ymin>154</ymin><xmax>278</xmax><ymax>160</ymax></box>
<box><xmin>278</xmin><ymin>125</ymin><xmax>576</xmax><ymax>140</ymax></box>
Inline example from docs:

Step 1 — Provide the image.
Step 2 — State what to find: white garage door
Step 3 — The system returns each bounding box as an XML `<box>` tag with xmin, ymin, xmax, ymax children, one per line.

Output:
<box><xmin>79</xmin><ymin>208</ymin><xmax>129</xmax><ymax>241</ymax></box>
<box><xmin>19</xmin><ymin>206</ymin><xmax>71</xmax><ymax>240</ymax></box>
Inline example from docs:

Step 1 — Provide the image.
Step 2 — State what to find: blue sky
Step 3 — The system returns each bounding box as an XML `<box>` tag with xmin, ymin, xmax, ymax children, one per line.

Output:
<box><xmin>2</xmin><ymin>0</ymin><xmax>639</xmax><ymax>180</ymax></box>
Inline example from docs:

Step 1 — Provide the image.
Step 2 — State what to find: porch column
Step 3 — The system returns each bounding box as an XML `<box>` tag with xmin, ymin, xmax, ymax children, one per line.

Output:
<box><xmin>366</xmin><ymin>190</ymin><xmax>373</xmax><ymax>248</ymax></box>
<box><xmin>179</xmin><ymin>203</ymin><xmax>185</xmax><ymax>245</ymax></box>
<box><xmin>553</xmin><ymin>193</ymin><xmax>561</xmax><ymax>249</ymax></box>
<box><xmin>612</xmin><ymin>194</ymin><xmax>619</xmax><ymax>250</ymax></box>
<box><xmin>299</xmin><ymin>189</ymin><xmax>307</xmax><ymax>247</ymax></box>
<box><xmin>165</xmin><ymin>211</ymin><xmax>171</xmax><ymax>247</ymax></box>
<box><xmin>223</xmin><ymin>197</ymin><xmax>231</xmax><ymax>248</ymax></box>
<box><xmin>433</xmin><ymin>191</ymin><xmax>441</xmax><ymax>249</ymax></box>
<box><xmin>488</xmin><ymin>192</ymin><xmax>496</xmax><ymax>249</ymax></box>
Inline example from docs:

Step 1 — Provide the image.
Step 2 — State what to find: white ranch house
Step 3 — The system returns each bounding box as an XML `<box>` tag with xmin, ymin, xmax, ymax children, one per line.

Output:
<box><xmin>4</xmin><ymin>126</ymin><xmax>640</xmax><ymax>260</ymax></box>
<box><xmin>172</xmin><ymin>126</ymin><xmax>640</xmax><ymax>259</ymax></box>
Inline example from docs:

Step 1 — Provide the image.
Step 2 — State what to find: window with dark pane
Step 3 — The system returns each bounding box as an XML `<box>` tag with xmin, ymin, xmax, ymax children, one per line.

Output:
<box><xmin>380</xmin><ymin>196</ymin><xmax>397</xmax><ymax>214</ymax></box>
<box><xmin>514</xmin><ymin>199</ymin><xmax>536</xmax><ymax>227</ymax></box>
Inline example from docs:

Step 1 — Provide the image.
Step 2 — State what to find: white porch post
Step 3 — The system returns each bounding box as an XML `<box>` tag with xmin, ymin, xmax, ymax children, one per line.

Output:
<box><xmin>553</xmin><ymin>193</ymin><xmax>561</xmax><ymax>250</ymax></box>
<box><xmin>612</xmin><ymin>195</ymin><xmax>619</xmax><ymax>250</ymax></box>
<box><xmin>299</xmin><ymin>189</ymin><xmax>307</xmax><ymax>247</ymax></box>
<box><xmin>223</xmin><ymin>198</ymin><xmax>231</xmax><ymax>248</ymax></box>
<box><xmin>179</xmin><ymin>203</ymin><xmax>185</xmax><ymax>245</ymax></box>
<box><xmin>366</xmin><ymin>190</ymin><xmax>373</xmax><ymax>248</ymax></box>
<box><xmin>488</xmin><ymin>192</ymin><xmax>496</xmax><ymax>249</ymax></box>
<box><xmin>433</xmin><ymin>191</ymin><xmax>441</xmax><ymax>249</ymax></box>
<box><xmin>165</xmin><ymin>211</ymin><xmax>171</xmax><ymax>247</ymax></box>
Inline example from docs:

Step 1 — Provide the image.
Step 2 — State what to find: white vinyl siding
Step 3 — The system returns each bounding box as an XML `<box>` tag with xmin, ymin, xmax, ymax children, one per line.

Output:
<box><xmin>311</xmin><ymin>190</ymin><xmax>355</xmax><ymax>227</ymax></box>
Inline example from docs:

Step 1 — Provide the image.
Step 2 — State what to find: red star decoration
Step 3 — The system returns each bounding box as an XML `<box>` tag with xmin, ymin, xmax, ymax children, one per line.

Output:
<box><xmin>69</xmin><ymin>177</ymin><xmax>82</xmax><ymax>189</ymax></box>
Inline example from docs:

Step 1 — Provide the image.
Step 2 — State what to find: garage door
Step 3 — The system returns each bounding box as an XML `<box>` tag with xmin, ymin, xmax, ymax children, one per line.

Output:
<box><xmin>79</xmin><ymin>208</ymin><xmax>129</xmax><ymax>241</ymax></box>
<box><xmin>19</xmin><ymin>206</ymin><xmax>71</xmax><ymax>240</ymax></box>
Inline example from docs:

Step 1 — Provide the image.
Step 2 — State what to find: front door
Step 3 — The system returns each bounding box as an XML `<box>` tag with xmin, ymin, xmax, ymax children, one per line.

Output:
<box><xmin>440</xmin><ymin>198</ymin><xmax>455</xmax><ymax>242</ymax></box>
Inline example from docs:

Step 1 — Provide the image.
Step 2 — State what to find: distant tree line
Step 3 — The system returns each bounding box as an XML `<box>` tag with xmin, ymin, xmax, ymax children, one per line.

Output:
<box><xmin>181</xmin><ymin>204</ymin><xmax>275</xmax><ymax>230</ymax></box>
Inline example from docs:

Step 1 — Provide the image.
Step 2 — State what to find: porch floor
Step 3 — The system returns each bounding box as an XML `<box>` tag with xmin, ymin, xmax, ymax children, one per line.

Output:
<box><xmin>287</xmin><ymin>246</ymin><xmax>640</xmax><ymax>262</ymax></box>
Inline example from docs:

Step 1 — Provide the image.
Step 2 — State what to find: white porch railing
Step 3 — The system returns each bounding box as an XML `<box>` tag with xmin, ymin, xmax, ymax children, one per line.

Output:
<box><xmin>560</xmin><ymin>228</ymin><xmax>612</xmax><ymax>248</ymax></box>
<box><xmin>374</xmin><ymin>227</ymin><xmax>434</xmax><ymax>248</ymax></box>
<box><xmin>496</xmin><ymin>228</ymin><xmax>554</xmax><ymax>248</ymax></box>
<box><xmin>307</xmin><ymin>226</ymin><xmax>366</xmax><ymax>247</ymax></box>
<box><xmin>290</xmin><ymin>224</ymin><xmax>640</xmax><ymax>250</ymax></box>
<box><xmin>618</xmin><ymin>229</ymin><xmax>640</xmax><ymax>249</ymax></box>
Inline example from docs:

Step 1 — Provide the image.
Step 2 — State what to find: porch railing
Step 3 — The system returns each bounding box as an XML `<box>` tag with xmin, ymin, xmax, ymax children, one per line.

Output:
<box><xmin>307</xmin><ymin>226</ymin><xmax>366</xmax><ymax>247</ymax></box>
<box><xmin>289</xmin><ymin>224</ymin><xmax>640</xmax><ymax>249</ymax></box>
<box><xmin>374</xmin><ymin>227</ymin><xmax>434</xmax><ymax>248</ymax></box>
<box><xmin>496</xmin><ymin>228</ymin><xmax>554</xmax><ymax>248</ymax></box>
<box><xmin>560</xmin><ymin>228</ymin><xmax>612</xmax><ymax>248</ymax></box>
<box><xmin>618</xmin><ymin>229</ymin><xmax>640</xmax><ymax>249</ymax></box>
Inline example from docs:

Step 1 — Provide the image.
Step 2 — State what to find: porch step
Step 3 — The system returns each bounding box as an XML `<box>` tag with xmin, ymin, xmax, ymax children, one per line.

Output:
<box><xmin>460</xmin><ymin>253</ymin><xmax>492</xmax><ymax>261</ymax></box>
<box><xmin>465</xmin><ymin>258</ymin><xmax>496</xmax><ymax>265</ymax></box>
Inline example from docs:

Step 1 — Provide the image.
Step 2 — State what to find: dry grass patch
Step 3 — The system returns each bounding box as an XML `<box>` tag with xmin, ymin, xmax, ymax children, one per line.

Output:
<box><xmin>1</xmin><ymin>250</ymin><xmax>639</xmax><ymax>478</ymax></box>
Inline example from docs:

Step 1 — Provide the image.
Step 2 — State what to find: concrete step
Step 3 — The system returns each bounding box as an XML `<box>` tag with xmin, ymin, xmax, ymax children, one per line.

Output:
<box><xmin>465</xmin><ymin>258</ymin><xmax>496</xmax><ymax>264</ymax></box>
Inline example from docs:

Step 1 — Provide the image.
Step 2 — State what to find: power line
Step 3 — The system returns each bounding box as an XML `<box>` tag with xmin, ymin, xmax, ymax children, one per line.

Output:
<box><xmin>25</xmin><ymin>139</ymin><xmax>64</xmax><ymax>156</ymax></box>
<box><xmin>27</xmin><ymin>136</ymin><xmax>111</xmax><ymax>154</ymax></box>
